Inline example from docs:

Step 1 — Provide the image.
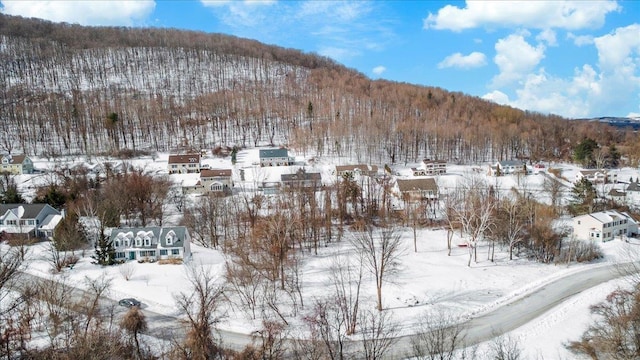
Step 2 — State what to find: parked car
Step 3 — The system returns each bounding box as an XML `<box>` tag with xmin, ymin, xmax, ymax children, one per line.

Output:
<box><xmin>118</xmin><ymin>298</ymin><xmax>141</xmax><ymax>308</ymax></box>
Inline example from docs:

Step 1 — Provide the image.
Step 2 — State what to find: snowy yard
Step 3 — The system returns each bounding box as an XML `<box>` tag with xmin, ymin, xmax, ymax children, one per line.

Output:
<box><xmin>9</xmin><ymin>149</ymin><xmax>640</xmax><ymax>358</ymax></box>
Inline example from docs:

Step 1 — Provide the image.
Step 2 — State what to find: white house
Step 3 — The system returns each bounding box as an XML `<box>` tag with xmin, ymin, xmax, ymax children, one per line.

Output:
<box><xmin>574</xmin><ymin>169</ymin><xmax>617</xmax><ymax>184</ymax></box>
<box><xmin>489</xmin><ymin>160</ymin><xmax>527</xmax><ymax>176</ymax></box>
<box><xmin>110</xmin><ymin>226</ymin><xmax>192</xmax><ymax>262</ymax></box>
<box><xmin>168</xmin><ymin>154</ymin><xmax>201</xmax><ymax>174</ymax></box>
<box><xmin>0</xmin><ymin>204</ymin><xmax>62</xmax><ymax>238</ymax></box>
<box><xmin>572</xmin><ymin>210</ymin><xmax>638</xmax><ymax>242</ymax></box>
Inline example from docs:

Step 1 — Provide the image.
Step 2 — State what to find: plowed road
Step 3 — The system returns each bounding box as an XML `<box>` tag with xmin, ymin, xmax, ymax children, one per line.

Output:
<box><xmin>16</xmin><ymin>261</ymin><xmax>638</xmax><ymax>359</ymax></box>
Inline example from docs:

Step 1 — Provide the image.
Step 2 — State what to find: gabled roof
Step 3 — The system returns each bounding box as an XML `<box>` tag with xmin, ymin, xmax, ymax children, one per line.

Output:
<box><xmin>608</xmin><ymin>189</ymin><xmax>626</xmax><ymax>197</ymax></box>
<box><xmin>627</xmin><ymin>181</ymin><xmax>640</xmax><ymax>192</ymax></box>
<box><xmin>335</xmin><ymin>164</ymin><xmax>378</xmax><ymax>173</ymax></box>
<box><xmin>168</xmin><ymin>154</ymin><xmax>200</xmax><ymax>164</ymax></box>
<box><xmin>575</xmin><ymin>209</ymin><xmax>635</xmax><ymax>224</ymax></box>
<box><xmin>259</xmin><ymin>148</ymin><xmax>289</xmax><ymax>159</ymax></box>
<box><xmin>281</xmin><ymin>172</ymin><xmax>321</xmax><ymax>182</ymax></box>
<box><xmin>498</xmin><ymin>160</ymin><xmax>524</xmax><ymax>167</ymax></box>
<box><xmin>397</xmin><ymin>178</ymin><xmax>438</xmax><ymax>193</ymax></box>
<box><xmin>1</xmin><ymin>154</ymin><xmax>28</xmax><ymax>164</ymax></box>
<box><xmin>0</xmin><ymin>203</ymin><xmax>60</xmax><ymax>219</ymax></box>
<box><xmin>201</xmin><ymin>169</ymin><xmax>232</xmax><ymax>178</ymax></box>
<box><xmin>422</xmin><ymin>159</ymin><xmax>446</xmax><ymax>164</ymax></box>
<box><xmin>110</xmin><ymin>226</ymin><xmax>189</xmax><ymax>248</ymax></box>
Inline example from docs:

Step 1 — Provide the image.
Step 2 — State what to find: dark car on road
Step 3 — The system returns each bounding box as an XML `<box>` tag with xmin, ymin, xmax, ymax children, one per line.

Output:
<box><xmin>118</xmin><ymin>298</ymin><xmax>141</xmax><ymax>308</ymax></box>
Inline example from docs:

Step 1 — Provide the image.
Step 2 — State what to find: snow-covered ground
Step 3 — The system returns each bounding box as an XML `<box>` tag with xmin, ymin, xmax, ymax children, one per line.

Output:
<box><xmin>9</xmin><ymin>149</ymin><xmax>640</xmax><ymax>358</ymax></box>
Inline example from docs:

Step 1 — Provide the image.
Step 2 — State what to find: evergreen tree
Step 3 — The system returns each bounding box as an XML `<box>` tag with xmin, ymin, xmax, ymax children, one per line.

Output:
<box><xmin>0</xmin><ymin>173</ymin><xmax>25</xmax><ymax>204</ymax></box>
<box><xmin>573</xmin><ymin>138</ymin><xmax>598</xmax><ymax>168</ymax></box>
<box><xmin>569</xmin><ymin>177</ymin><xmax>597</xmax><ymax>215</ymax></box>
<box><xmin>92</xmin><ymin>227</ymin><xmax>116</xmax><ymax>266</ymax></box>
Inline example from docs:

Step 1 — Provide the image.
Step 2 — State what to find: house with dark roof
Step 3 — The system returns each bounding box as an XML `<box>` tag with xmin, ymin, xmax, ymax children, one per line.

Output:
<box><xmin>110</xmin><ymin>226</ymin><xmax>192</xmax><ymax>262</ymax></box>
<box><xmin>0</xmin><ymin>203</ymin><xmax>62</xmax><ymax>238</ymax></box>
<box><xmin>168</xmin><ymin>154</ymin><xmax>201</xmax><ymax>174</ymax></box>
<box><xmin>182</xmin><ymin>169</ymin><xmax>233</xmax><ymax>195</ymax></box>
<box><xmin>335</xmin><ymin>164</ymin><xmax>379</xmax><ymax>178</ymax></box>
<box><xmin>1</xmin><ymin>154</ymin><xmax>34</xmax><ymax>175</ymax></box>
<box><xmin>281</xmin><ymin>170</ymin><xmax>322</xmax><ymax>190</ymax></box>
<box><xmin>396</xmin><ymin>178</ymin><xmax>439</xmax><ymax>202</ymax></box>
<box><xmin>259</xmin><ymin>148</ymin><xmax>293</xmax><ymax>167</ymax></box>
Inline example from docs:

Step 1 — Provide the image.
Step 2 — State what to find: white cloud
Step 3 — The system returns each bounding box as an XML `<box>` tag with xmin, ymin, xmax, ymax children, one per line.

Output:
<box><xmin>492</xmin><ymin>34</ymin><xmax>545</xmax><ymax>86</ymax></box>
<box><xmin>0</xmin><ymin>0</ymin><xmax>155</xmax><ymax>26</ymax></box>
<box><xmin>437</xmin><ymin>51</ymin><xmax>487</xmax><ymax>69</ymax></box>
<box><xmin>536</xmin><ymin>29</ymin><xmax>557</xmax><ymax>46</ymax></box>
<box><xmin>482</xmin><ymin>90</ymin><xmax>510</xmax><ymax>105</ymax></box>
<box><xmin>424</xmin><ymin>1</ymin><xmax>619</xmax><ymax>31</ymax></box>
<box><xmin>593</xmin><ymin>23</ymin><xmax>640</xmax><ymax>72</ymax></box>
<box><xmin>372</xmin><ymin>66</ymin><xmax>386</xmax><ymax>75</ymax></box>
<box><xmin>567</xmin><ymin>33</ymin><xmax>594</xmax><ymax>46</ymax></box>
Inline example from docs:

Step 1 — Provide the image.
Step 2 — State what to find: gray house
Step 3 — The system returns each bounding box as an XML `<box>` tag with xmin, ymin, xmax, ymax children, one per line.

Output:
<box><xmin>0</xmin><ymin>203</ymin><xmax>62</xmax><ymax>238</ymax></box>
<box><xmin>110</xmin><ymin>226</ymin><xmax>192</xmax><ymax>262</ymax></box>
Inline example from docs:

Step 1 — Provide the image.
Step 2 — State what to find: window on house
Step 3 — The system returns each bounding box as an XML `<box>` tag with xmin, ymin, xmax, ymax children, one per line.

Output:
<box><xmin>6</xmin><ymin>220</ymin><xmax>16</xmax><ymax>225</ymax></box>
<box><xmin>115</xmin><ymin>252</ymin><xmax>125</xmax><ymax>259</ymax></box>
<box><xmin>124</xmin><ymin>239</ymin><xmax>130</xmax><ymax>247</ymax></box>
<box><xmin>172</xmin><ymin>249</ymin><xmax>180</xmax><ymax>255</ymax></box>
<box><xmin>144</xmin><ymin>238</ymin><xmax>150</xmax><ymax>246</ymax></box>
<box><xmin>19</xmin><ymin>220</ymin><xmax>26</xmax><ymax>225</ymax></box>
<box><xmin>115</xmin><ymin>240</ymin><xmax>120</xmax><ymax>247</ymax></box>
<box><xmin>160</xmin><ymin>249</ymin><xmax>168</xmax><ymax>256</ymax></box>
<box><xmin>135</xmin><ymin>238</ymin><xmax>142</xmax><ymax>246</ymax></box>
<box><xmin>27</xmin><ymin>220</ymin><xmax>34</xmax><ymax>225</ymax></box>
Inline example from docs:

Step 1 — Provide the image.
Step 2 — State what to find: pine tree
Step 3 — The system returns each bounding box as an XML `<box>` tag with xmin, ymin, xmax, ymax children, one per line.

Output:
<box><xmin>92</xmin><ymin>227</ymin><xmax>116</xmax><ymax>265</ymax></box>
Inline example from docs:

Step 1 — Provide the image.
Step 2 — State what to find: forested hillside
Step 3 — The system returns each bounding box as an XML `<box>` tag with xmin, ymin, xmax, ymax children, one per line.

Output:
<box><xmin>1</xmin><ymin>14</ymin><xmax>636</xmax><ymax>165</ymax></box>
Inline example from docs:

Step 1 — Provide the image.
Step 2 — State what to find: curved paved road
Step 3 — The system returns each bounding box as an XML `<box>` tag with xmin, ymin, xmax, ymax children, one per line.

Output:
<box><xmin>16</xmin><ymin>261</ymin><xmax>639</xmax><ymax>358</ymax></box>
<box><xmin>387</xmin><ymin>261</ymin><xmax>638</xmax><ymax>358</ymax></box>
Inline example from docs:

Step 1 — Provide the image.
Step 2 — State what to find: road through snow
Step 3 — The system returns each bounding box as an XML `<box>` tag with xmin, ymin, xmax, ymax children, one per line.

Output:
<box><xmin>16</xmin><ymin>261</ymin><xmax>638</xmax><ymax>358</ymax></box>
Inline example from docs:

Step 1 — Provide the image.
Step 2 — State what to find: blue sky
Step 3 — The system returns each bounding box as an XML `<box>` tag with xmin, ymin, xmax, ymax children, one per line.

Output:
<box><xmin>1</xmin><ymin>0</ymin><xmax>639</xmax><ymax>119</ymax></box>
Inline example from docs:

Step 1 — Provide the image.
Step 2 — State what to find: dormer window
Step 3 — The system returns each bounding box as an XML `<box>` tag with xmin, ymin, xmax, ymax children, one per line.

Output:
<box><xmin>115</xmin><ymin>240</ymin><xmax>120</xmax><ymax>247</ymax></box>
<box><xmin>135</xmin><ymin>237</ymin><xmax>142</xmax><ymax>246</ymax></box>
<box><xmin>144</xmin><ymin>237</ymin><xmax>151</xmax><ymax>246</ymax></box>
<box><xmin>166</xmin><ymin>230</ymin><xmax>176</xmax><ymax>245</ymax></box>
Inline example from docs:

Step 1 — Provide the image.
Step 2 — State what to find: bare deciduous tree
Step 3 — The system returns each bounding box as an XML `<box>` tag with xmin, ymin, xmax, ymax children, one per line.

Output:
<box><xmin>329</xmin><ymin>254</ymin><xmax>363</xmax><ymax>335</ymax></box>
<box><xmin>409</xmin><ymin>311</ymin><xmax>468</xmax><ymax>360</ymax></box>
<box><xmin>359</xmin><ymin>309</ymin><xmax>399</xmax><ymax>360</ymax></box>
<box><xmin>351</xmin><ymin>225</ymin><xmax>403</xmax><ymax>311</ymax></box>
<box><xmin>173</xmin><ymin>265</ymin><xmax>225</xmax><ymax>359</ymax></box>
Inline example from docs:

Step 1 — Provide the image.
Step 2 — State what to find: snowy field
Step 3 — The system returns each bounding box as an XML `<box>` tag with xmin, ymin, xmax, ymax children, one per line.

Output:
<box><xmin>9</xmin><ymin>149</ymin><xmax>640</xmax><ymax>358</ymax></box>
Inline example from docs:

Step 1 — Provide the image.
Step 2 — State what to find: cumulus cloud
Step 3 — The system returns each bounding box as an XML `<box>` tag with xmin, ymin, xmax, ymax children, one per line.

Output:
<box><xmin>437</xmin><ymin>51</ymin><xmax>487</xmax><ymax>69</ymax></box>
<box><xmin>0</xmin><ymin>0</ymin><xmax>155</xmax><ymax>26</ymax></box>
<box><xmin>482</xmin><ymin>90</ymin><xmax>510</xmax><ymax>105</ymax></box>
<box><xmin>492</xmin><ymin>34</ymin><xmax>545</xmax><ymax>86</ymax></box>
<box><xmin>536</xmin><ymin>29</ymin><xmax>557</xmax><ymax>46</ymax></box>
<box><xmin>424</xmin><ymin>1</ymin><xmax>619</xmax><ymax>31</ymax></box>
<box><xmin>567</xmin><ymin>33</ymin><xmax>594</xmax><ymax>46</ymax></box>
<box><xmin>484</xmin><ymin>23</ymin><xmax>640</xmax><ymax>119</ymax></box>
<box><xmin>372</xmin><ymin>66</ymin><xmax>386</xmax><ymax>75</ymax></box>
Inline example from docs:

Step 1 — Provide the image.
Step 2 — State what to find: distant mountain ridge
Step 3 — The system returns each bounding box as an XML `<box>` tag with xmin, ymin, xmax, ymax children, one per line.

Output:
<box><xmin>0</xmin><ymin>13</ymin><xmax>637</xmax><ymax>165</ymax></box>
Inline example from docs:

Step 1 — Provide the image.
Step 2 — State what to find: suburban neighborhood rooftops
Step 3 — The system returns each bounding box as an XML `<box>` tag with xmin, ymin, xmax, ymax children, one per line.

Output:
<box><xmin>259</xmin><ymin>148</ymin><xmax>289</xmax><ymax>158</ymax></box>
<box><xmin>200</xmin><ymin>169</ymin><xmax>232</xmax><ymax>177</ymax></box>
<box><xmin>396</xmin><ymin>178</ymin><xmax>438</xmax><ymax>192</ymax></box>
<box><xmin>168</xmin><ymin>154</ymin><xmax>200</xmax><ymax>163</ymax></box>
<box><xmin>0</xmin><ymin>203</ymin><xmax>60</xmax><ymax>218</ymax></box>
